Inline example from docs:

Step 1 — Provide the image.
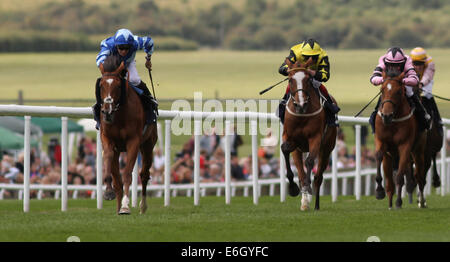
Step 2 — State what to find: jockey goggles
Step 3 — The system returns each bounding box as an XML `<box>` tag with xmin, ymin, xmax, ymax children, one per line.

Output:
<box><xmin>117</xmin><ymin>44</ymin><xmax>130</xmax><ymax>50</ymax></box>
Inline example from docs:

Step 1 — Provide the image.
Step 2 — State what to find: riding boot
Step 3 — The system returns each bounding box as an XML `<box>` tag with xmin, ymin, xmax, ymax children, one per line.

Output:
<box><xmin>277</xmin><ymin>93</ymin><xmax>289</xmax><ymax>124</ymax></box>
<box><xmin>136</xmin><ymin>81</ymin><xmax>158</xmax><ymax>123</ymax></box>
<box><xmin>429</xmin><ymin>97</ymin><xmax>443</xmax><ymax>126</ymax></box>
<box><xmin>369</xmin><ymin>97</ymin><xmax>381</xmax><ymax>134</ymax></box>
<box><xmin>410</xmin><ymin>94</ymin><xmax>431</xmax><ymax>131</ymax></box>
<box><xmin>318</xmin><ymin>84</ymin><xmax>340</xmax><ymax>114</ymax></box>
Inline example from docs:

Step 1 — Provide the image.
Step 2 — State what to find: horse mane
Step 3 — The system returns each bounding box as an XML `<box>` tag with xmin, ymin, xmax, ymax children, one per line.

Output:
<box><xmin>102</xmin><ymin>54</ymin><xmax>121</xmax><ymax>73</ymax></box>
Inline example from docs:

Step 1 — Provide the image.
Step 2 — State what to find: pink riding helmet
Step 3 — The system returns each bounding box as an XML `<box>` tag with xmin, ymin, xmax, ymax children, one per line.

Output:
<box><xmin>384</xmin><ymin>47</ymin><xmax>407</xmax><ymax>64</ymax></box>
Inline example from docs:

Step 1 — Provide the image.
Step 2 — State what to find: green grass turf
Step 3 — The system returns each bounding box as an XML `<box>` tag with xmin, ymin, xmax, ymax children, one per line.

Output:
<box><xmin>1</xmin><ymin>194</ymin><xmax>449</xmax><ymax>242</ymax></box>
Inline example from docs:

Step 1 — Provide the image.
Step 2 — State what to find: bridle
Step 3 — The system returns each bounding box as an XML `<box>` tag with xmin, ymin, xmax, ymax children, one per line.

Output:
<box><xmin>286</xmin><ymin>67</ymin><xmax>324</xmax><ymax>117</ymax></box>
<box><xmin>100</xmin><ymin>73</ymin><xmax>124</xmax><ymax>117</ymax></box>
<box><xmin>378</xmin><ymin>77</ymin><xmax>414</xmax><ymax>123</ymax></box>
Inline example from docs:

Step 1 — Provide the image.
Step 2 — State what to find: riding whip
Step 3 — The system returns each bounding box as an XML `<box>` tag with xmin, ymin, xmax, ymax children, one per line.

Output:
<box><xmin>146</xmin><ymin>55</ymin><xmax>159</xmax><ymax>115</ymax></box>
<box><xmin>259</xmin><ymin>78</ymin><xmax>289</xmax><ymax>95</ymax></box>
<box><xmin>431</xmin><ymin>94</ymin><xmax>450</xmax><ymax>102</ymax></box>
<box><xmin>145</xmin><ymin>56</ymin><xmax>157</xmax><ymax>101</ymax></box>
<box><xmin>354</xmin><ymin>90</ymin><xmax>381</xmax><ymax>117</ymax></box>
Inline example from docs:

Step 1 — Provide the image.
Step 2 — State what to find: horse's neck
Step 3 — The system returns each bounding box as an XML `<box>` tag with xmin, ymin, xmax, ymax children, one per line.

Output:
<box><xmin>306</xmin><ymin>84</ymin><xmax>322</xmax><ymax>110</ymax></box>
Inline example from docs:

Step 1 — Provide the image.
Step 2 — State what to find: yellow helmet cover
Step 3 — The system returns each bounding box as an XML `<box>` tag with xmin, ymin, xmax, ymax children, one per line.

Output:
<box><xmin>410</xmin><ymin>47</ymin><xmax>427</xmax><ymax>62</ymax></box>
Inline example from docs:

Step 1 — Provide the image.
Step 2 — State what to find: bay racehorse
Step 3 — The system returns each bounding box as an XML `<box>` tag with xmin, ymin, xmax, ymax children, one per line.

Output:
<box><xmin>281</xmin><ymin>58</ymin><xmax>337</xmax><ymax>211</ymax></box>
<box><xmin>98</xmin><ymin>54</ymin><xmax>158</xmax><ymax>215</ymax></box>
<box><xmin>374</xmin><ymin>72</ymin><xmax>427</xmax><ymax>209</ymax></box>
<box><xmin>405</xmin><ymin>92</ymin><xmax>443</xmax><ymax>203</ymax></box>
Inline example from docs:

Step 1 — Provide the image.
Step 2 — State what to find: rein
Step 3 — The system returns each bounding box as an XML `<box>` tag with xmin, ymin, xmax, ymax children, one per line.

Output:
<box><xmin>286</xmin><ymin>94</ymin><xmax>324</xmax><ymax>117</ymax></box>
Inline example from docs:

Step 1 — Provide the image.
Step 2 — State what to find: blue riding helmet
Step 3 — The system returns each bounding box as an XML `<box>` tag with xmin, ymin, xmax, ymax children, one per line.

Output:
<box><xmin>114</xmin><ymin>29</ymin><xmax>135</xmax><ymax>47</ymax></box>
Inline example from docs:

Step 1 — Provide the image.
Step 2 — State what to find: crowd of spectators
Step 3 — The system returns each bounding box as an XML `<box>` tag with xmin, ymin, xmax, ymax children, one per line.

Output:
<box><xmin>0</xmin><ymin>125</ymin><xmax>406</xmax><ymax>199</ymax></box>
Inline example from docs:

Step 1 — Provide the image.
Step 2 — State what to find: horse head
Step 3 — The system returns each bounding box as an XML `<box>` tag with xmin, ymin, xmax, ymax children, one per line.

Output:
<box><xmin>99</xmin><ymin>57</ymin><xmax>126</xmax><ymax>124</ymax></box>
<box><xmin>379</xmin><ymin>71</ymin><xmax>405</xmax><ymax>125</ymax></box>
<box><xmin>286</xmin><ymin>57</ymin><xmax>314</xmax><ymax>114</ymax></box>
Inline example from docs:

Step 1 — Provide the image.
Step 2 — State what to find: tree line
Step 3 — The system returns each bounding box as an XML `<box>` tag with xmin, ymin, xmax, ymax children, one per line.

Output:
<box><xmin>0</xmin><ymin>0</ymin><xmax>449</xmax><ymax>52</ymax></box>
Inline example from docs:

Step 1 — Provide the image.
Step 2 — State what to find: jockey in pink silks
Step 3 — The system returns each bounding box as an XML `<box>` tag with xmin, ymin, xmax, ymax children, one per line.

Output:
<box><xmin>368</xmin><ymin>47</ymin><xmax>431</xmax><ymax>133</ymax></box>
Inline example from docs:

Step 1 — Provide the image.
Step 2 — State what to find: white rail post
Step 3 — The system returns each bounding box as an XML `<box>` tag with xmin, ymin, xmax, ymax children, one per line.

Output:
<box><xmin>164</xmin><ymin>120</ymin><xmax>172</xmax><ymax>206</ymax></box>
<box><xmin>441</xmin><ymin>126</ymin><xmax>447</xmax><ymax>196</ymax></box>
<box><xmin>251</xmin><ymin>120</ymin><xmax>259</xmax><ymax>205</ymax></box>
<box><xmin>332</xmin><ymin>137</ymin><xmax>338</xmax><ymax>202</ymax></box>
<box><xmin>132</xmin><ymin>160</ymin><xmax>138</xmax><ymax>207</ymax></box>
<box><xmin>194</xmin><ymin>120</ymin><xmax>201</xmax><ymax>206</ymax></box>
<box><xmin>279</xmin><ymin>122</ymin><xmax>286</xmax><ymax>202</ymax></box>
<box><xmin>61</xmin><ymin>117</ymin><xmax>68</xmax><ymax>212</ymax></box>
<box><xmin>23</xmin><ymin>116</ymin><xmax>31</xmax><ymax>213</ymax></box>
<box><xmin>355</xmin><ymin>125</ymin><xmax>362</xmax><ymax>200</ymax></box>
<box><xmin>96</xmin><ymin>129</ymin><xmax>103</xmax><ymax>209</ymax></box>
<box><xmin>225</xmin><ymin>120</ymin><xmax>231</xmax><ymax>204</ymax></box>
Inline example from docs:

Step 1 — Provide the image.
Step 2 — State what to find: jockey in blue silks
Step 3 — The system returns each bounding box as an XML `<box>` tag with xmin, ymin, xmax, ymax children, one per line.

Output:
<box><xmin>93</xmin><ymin>28</ymin><xmax>156</xmax><ymax>129</ymax></box>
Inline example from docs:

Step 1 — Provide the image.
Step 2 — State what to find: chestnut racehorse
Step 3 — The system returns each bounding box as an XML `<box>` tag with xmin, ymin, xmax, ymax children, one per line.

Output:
<box><xmin>374</xmin><ymin>72</ymin><xmax>427</xmax><ymax>209</ymax></box>
<box><xmin>281</xmin><ymin>58</ymin><xmax>337</xmax><ymax>211</ymax></box>
<box><xmin>98</xmin><ymin>54</ymin><xmax>158</xmax><ymax>215</ymax></box>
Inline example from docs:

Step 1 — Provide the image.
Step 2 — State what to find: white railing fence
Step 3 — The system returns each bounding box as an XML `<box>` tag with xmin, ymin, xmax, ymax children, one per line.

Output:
<box><xmin>0</xmin><ymin>105</ymin><xmax>449</xmax><ymax>212</ymax></box>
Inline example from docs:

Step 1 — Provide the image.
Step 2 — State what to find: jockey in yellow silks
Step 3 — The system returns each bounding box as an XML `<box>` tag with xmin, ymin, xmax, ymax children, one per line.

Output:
<box><xmin>277</xmin><ymin>38</ymin><xmax>340</xmax><ymax>126</ymax></box>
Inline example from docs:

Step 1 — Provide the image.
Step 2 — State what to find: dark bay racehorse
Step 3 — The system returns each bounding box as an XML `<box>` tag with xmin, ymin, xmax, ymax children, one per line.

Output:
<box><xmin>281</xmin><ymin>58</ymin><xmax>337</xmax><ymax>211</ymax></box>
<box><xmin>405</xmin><ymin>92</ymin><xmax>443</xmax><ymax>203</ymax></box>
<box><xmin>374</xmin><ymin>72</ymin><xmax>427</xmax><ymax>209</ymax></box>
<box><xmin>98</xmin><ymin>55</ymin><xmax>158</xmax><ymax>215</ymax></box>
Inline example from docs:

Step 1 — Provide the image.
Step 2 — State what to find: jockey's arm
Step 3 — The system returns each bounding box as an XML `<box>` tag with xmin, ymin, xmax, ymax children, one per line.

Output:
<box><xmin>95</xmin><ymin>38</ymin><xmax>112</xmax><ymax>68</ymax></box>
<box><xmin>370</xmin><ymin>65</ymin><xmax>384</xmax><ymax>86</ymax></box>
<box><xmin>313</xmin><ymin>56</ymin><xmax>330</xmax><ymax>82</ymax></box>
<box><xmin>420</xmin><ymin>61</ymin><xmax>435</xmax><ymax>87</ymax></box>
<box><xmin>278</xmin><ymin>50</ymin><xmax>296</xmax><ymax>76</ymax></box>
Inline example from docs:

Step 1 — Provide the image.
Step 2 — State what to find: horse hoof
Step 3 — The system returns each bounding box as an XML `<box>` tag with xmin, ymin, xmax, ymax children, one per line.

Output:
<box><xmin>396</xmin><ymin>199</ymin><xmax>402</xmax><ymax>209</ymax></box>
<box><xmin>418</xmin><ymin>202</ymin><xmax>427</xmax><ymax>209</ymax></box>
<box><xmin>103</xmin><ymin>190</ymin><xmax>116</xmax><ymax>201</ymax></box>
<box><xmin>139</xmin><ymin>201</ymin><xmax>148</xmax><ymax>215</ymax></box>
<box><xmin>300</xmin><ymin>204</ymin><xmax>309</xmax><ymax>211</ymax></box>
<box><xmin>375</xmin><ymin>190</ymin><xmax>385</xmax><ymax>200</ymax></box>
<box><xmin>408</xmin><ymin>194</ymin><xmax>413</xmax><ymax>204</ymax></box>
<box><xmin>118</xmin><ymin>207</ymin><xmax>131</xmax><ymax>215</ymax></box>
<box><xmin>288</xmin><ymin>183</ymin><xmax>300</xmax><ymax>197</ymax></box>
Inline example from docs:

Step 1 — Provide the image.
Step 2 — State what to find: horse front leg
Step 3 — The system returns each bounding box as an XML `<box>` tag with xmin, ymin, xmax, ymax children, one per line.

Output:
<box><xmin>299</xmin><ymin>135</ymin><xmax>321</xmax><ymax>211</ymax></box>
<box><xmin>139</xmin><ymin>135</ymin><xmax>157</xmax><ymax>215</ymax></box>
<box><xmin>404</xmin><ymin>161</ymin><xmax>416</xmax><ymax>204</ymax></box>
<box><xmin>382</xmin><ymin>154</ymin><xmax>394</xmax><ymax>209</ymax></box>
<box><xmin>374</xmin><ymin>139</ymin><xmax>386</xmax><ymax>200</ymax></box>
<box><xmin>119</xmin><ymin>138</ymin><xmax>141</xmax><ymax>215</ymax></box>
<box><xmin>281</xmin><ymin>137</ymin><xmax>300</xmax><ymax>197</ymax></box>
<box><xmin>412</xmin><ymin>137</ymin><xmax>427</xmax><ymax>208</ymax></box>
<box><xmin>292</xmin><ymin>149</ymin><xmax>308</xmax><ymax>210</ymax></box>
<box><xmin>395</xmin><ymin>144</ymin><xmax>412</xmax><ymax>209</ymax></box>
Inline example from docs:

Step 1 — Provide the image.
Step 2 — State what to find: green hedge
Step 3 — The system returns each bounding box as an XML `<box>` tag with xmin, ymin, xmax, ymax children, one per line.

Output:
<box><xmin>0</xmin><ymin>32</ymin><xmax>198</xmax><ymax>52</ymax></box>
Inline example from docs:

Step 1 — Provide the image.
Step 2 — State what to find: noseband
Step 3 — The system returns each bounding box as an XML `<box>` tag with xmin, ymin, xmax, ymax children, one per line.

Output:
<box><xmin>101</xmin><ymin>73</ymin><xmax>123</xmax><ymax>116</ymax></box>
<box><xmin>378</xmin><ymin>77</ymin><xmax>414</xmax><ymax>123</ymax></box>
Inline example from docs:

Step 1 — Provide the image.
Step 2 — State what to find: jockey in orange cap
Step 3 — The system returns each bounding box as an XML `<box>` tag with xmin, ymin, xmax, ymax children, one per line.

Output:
<box><xmin>410</xmin><ymin>47</ymin><xmax>442</xmax><ymax>131</ymax></box>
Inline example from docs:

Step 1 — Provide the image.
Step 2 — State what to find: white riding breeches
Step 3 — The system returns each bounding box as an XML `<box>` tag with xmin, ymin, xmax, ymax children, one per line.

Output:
<box><xmin>422</xmin><ymin>80</ymin><xmax>434</xmax><ymax>99</ymax></box>
<box><xmin>126</xmin><ymin>60</ymin><xmax>141</xmax><ymax>87</ymax></box>
<box><xmin>405</xmin><ymin>85</ymin><xmax>414</xmax><ymax>97</ymax></box>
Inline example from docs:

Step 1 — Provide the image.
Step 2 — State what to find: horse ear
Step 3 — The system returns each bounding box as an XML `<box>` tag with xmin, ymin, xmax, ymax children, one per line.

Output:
<box><xmin>114</xmin><ymin>62</ymin><xmax>125</xmax><ymax>75</ymax></box>
<box><xmin>305</xmin><ymin>57</ymin><xmax>313</xmax><ymax>68</ymax></box>
<box><xmin>99</xmin><ymin>63</ymin><xmax>105</xmax><ymax>75</ymax></box>
<box><xmin>285</xmin><ymin>58</ymin><xmax>292</xmax><ymax>68</ymax></box>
